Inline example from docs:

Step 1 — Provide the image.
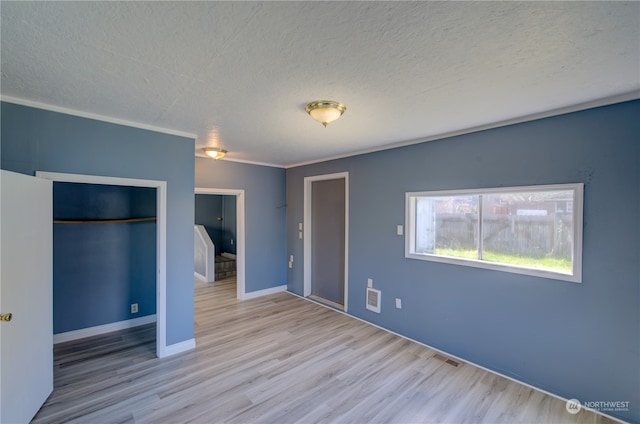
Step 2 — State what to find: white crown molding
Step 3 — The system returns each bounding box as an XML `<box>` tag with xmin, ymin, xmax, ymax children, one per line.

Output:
<box><xmin>1</xmin><ymin>95</ymin><xmax>197</xmax><ymax>140</ymax></box>
<box><xmin>285</xmin><ymin>90</ymin><xmax>640</xmax><ymax>169</ymax></box>
<box><xmin>4</xmin><ymin>91</ymin><xmax>637</xmax><ymax>170</ymax></box>
<box><xmin>195</xmin><ymin>154</ymin><xmax>285</xmax><ymax>169</ymax></box>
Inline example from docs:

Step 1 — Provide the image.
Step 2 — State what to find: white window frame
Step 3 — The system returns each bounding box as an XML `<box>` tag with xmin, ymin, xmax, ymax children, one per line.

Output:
<box><xmin>405</xmin><ymin>183</ymin><xmax>583</xmax><ymax>283</ymax></box>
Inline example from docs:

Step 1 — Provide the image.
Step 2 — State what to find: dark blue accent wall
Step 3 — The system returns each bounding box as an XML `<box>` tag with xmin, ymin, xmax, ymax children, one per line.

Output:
<box><xmin>195</xmin><ymin>158</ymin><xmax>286</xmax><ymax>292</ymax></box>
<box><xmin>53</xmin><ymin>183</ymin><xmax>156</xmax><ymax>333</ymax></box>
<box><xmin>222</xmin><ymin>195</ymin><xmax>237</xmax><ymax>255</ymax></box>
<box><xmin>195</xmin><ymin>194</ymin><xmax>223</xmax><ymax>256</ymax></box>
<box><xmin>194</xmin><ymin>194</ymin><xmax>237</xmax><ymax>256</ymax></box>
<box><xmin>286</xmin><ymin>100</ymin><xmax>640</xmax><ymax>422</ymax></box>
<box><xmin>1</xmin><ymin>102</ymin><xmax>195</xmax><ymax>345</ymax></box>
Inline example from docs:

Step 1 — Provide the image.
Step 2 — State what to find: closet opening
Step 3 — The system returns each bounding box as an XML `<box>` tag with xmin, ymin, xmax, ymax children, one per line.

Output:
<box><xmin>37</xmin><ymin>171</ymin><xmax>168</xmax><ymax>357</ymax></box>
<box><xmin>52</xmin><ymin>182</ymin><xmax>157</xmax><ymax>353</ymax></box>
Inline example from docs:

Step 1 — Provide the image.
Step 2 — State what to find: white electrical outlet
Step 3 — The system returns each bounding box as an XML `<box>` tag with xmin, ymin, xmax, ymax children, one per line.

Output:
<box><xmin>290</xmin><ymin>255</ymin><xmax>294</xmax><ymax>262</ymax></box>
<box><xmin>288</xmin><ymin>261</ymin><xmax>293</xmax><ymax>269</ymax></box>
<box><xmin>131</xmin><ymin>303</ymin><xmax>138</xmax><ymax>314</ymax></box>
<box><xmin>299</xmin><ymin>231</ymin><xmax>303</xmax><ymax>239</ymax></box>
<box><xmin>395</xmin><ymin>298</ymin><xmax>402</xmax><ymax>309</ymax></box>
<box><xmin>396</xmin><ymin>225</ymin><xmax>403</xmax><ymax>236</ymax></box>
<box><xmin>298</xmin><ymin>223</ymin><xmax>303</xmax><ymax>230</ymax></box>
<box><xmin>367</xmin><ymin>278</ymin><xmax>373</xmax><ymax>288</ymax></box>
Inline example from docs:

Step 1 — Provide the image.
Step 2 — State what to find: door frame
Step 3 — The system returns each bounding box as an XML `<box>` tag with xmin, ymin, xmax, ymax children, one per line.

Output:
<box><xmin>195</xmin><ymin>188</ymin><xmax>246</xmax><ymax>300</ymax></box>
<box><xmin>303</xmin><ymin>172</ymin><xmax>349</xmax><ymax>312</ymax></box>
<box><xmin>36</xmin><ymin>172</ymin><xmax>169</xmax><ymax>358</ymax></box>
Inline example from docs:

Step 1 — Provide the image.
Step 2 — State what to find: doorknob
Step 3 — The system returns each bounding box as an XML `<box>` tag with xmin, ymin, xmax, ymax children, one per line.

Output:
<box><xmin>0</xmin><ymin>313</ymin><xmax>12</xmax><ymax>322</ymax></box>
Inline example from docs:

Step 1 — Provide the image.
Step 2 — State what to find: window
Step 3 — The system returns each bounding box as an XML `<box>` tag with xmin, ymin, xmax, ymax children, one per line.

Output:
<box><xmin>406</xmin><ymin>184</ymin><xmax>583</xmax><ymax>282</ymax></box>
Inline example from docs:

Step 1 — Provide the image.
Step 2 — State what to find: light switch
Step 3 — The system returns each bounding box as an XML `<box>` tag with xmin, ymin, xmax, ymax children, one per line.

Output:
<box><xmin>397</xmin><ymin>225</ymin><xmax>403</xmax><ymax>236</ymax></box>
<box><xmin>299</xmin><ymin>231</ymin><xmax>303</xmax><ymax>239</ymax></box>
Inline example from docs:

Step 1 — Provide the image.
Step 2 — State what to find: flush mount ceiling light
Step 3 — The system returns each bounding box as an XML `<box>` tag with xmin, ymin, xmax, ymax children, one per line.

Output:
<box><xmin>203</xmin><ymin>147</ymin><xmax>227</xmax><ymax>160</ymax></box>
<box><xmin>305</xmin><ymin>100</ymin><xmax>347</xmax><ymax>127</ymax></box>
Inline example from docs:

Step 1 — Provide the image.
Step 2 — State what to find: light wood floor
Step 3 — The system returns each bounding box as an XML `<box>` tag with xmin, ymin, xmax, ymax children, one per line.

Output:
<box><xmin>32</xmin><ymin>277</ymin><xmax>616</xmax><ymax>424</ymax></box>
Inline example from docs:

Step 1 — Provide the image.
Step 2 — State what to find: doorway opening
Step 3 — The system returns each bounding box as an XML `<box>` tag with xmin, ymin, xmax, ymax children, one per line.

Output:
<box><xmin>36</xmin><ymin>172</ymin><xmax>168</xmax><ymax>357</ymax></box>
<box><xmin>194</xmin><ymin>188</ymin><xmax>245</xmax><ymax>299</ymax></box>
<box><xmin>303</xmin><ymin>172</ymin><xmax>349</xmax><ymax>311</ymax></box>
<box><xmin>195</xmin><ymin>193</ymin><xmax>237</xmax><ymax>285</ymax></box>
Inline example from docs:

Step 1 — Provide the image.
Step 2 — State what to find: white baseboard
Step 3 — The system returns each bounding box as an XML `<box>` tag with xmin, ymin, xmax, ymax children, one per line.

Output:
<box><xmin>194</xmin><ymin>271</ymin><xmax>207</xmax><ymax>282</ymax></box>
<box><xmin>159</xmin><ymin>338</ymin><xmax>196</xmax><ymax>358</ymax></box>
<box><xmin>240</xmin><ymin>284</ymin><xmax>287</xmax><ymax>300</ymax></box>
<box><xmin>54</xmin><ymin>315</ymin><xmax>157</xmax><ymax>344</ymax></box>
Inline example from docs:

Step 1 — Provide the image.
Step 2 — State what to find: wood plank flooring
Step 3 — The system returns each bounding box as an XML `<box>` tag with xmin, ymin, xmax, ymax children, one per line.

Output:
<box><xmin>32</xmin><ymin>278</ymin><xmax>617</xmax><ymax>423</ymax></box>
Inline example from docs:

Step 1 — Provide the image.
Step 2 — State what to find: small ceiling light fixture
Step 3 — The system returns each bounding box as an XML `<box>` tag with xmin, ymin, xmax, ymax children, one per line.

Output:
<box><xmin>305</xmin><ymin>100</ymin><xmax>347</xmax><ymax>127</ymax></box>
<box><xmin>204</xmin><ymin>147</ymin><xmax>227</xmax><ymax>160</ymax></box>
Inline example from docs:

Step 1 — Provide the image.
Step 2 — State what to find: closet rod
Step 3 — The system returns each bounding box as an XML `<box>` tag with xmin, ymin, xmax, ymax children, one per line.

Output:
<box><xmin>53</xmin><ymin>217</ymin><xmax>157</xmax><ymax>224</ymax></box>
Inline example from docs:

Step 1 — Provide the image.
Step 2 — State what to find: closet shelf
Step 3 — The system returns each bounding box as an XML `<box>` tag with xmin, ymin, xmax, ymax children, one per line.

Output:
<box><xmin>53</xmin><ymin>217</ymin><xmax>157</xmax><ymax>224</ymax></box>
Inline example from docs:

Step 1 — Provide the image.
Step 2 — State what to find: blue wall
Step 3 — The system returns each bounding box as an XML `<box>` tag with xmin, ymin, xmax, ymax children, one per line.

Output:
<box><xmin>195</xmin><ymin>158</ymin><xmax>286</xmax><ymax>292</ymax></box>
<box><xmin>286</xmin><ymin>100</ymin><xmax>640</xmax><ymax>422</ymax></box>
<box><xmin>1</xmin><ymin>102</ymin><xmax>195</xmax><ymax>345</ymax></box>
<box><xmin>53</xmin><ymin>182</ymin><xmax>156</xmax><ymax>333</ymax></box>
<box><xmin>222</xmin><ymin>195</ymin><xmax>237</xmax><ymax>255</ymax></box>
<box><xmin>195</xmin><ymin>194</ymin><xmax>223</xmax><ymax>256</ymax></box>
<box><xmin>195</xmin><ymin>194</ymin><xmax>237</xmax><ymax>256</ymax></box>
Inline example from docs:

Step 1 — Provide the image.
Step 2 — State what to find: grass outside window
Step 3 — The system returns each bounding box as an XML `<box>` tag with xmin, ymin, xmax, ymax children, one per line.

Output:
<box><xmin>435</xmin><ymin>248</ymin><xmax>572</xmax><ymax>273</ymax></box>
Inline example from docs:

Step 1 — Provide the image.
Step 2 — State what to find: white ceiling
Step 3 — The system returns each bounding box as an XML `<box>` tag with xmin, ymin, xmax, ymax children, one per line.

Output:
<box><xmin>1</xmin><ymin>2</ymin><xmax>639</xmax><ymax>168</ymax></box>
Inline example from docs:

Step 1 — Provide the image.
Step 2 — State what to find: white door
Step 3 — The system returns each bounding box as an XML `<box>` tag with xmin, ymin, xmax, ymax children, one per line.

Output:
<box><xmin>0</xmin><ymin>170</ymin><xmax>53</xmax><ymax>423</ymax></box>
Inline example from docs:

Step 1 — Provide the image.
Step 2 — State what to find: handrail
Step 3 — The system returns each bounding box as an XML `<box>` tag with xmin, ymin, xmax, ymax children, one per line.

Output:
<box><xmin>194</xmin><ymin>225</ymin><xmax>215</xmax><ymax>282</ymax></box>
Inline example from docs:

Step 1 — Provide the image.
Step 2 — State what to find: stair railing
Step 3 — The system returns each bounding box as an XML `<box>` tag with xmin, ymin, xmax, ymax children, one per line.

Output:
<box><xmin>194</xmin><ymin>225</ymin><xmax>215</xmax><ymax>282</ymax></box>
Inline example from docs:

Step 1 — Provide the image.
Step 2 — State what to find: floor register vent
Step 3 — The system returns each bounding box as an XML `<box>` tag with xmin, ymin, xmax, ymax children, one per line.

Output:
<box><xmin>433</xmin><ymin>353</ymin><xmax>461</xmax><ymax>367</ymax></box>
<box><xmin>366</xmin><ymin>288</ymin><xmax>381</xmax><ymax>313</ymax></box>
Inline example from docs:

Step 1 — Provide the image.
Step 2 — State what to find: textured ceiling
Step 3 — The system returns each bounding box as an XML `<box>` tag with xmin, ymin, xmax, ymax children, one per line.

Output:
<box><xmin>1</xmin><ymin>1</ymin><xmax>639</xmax><ymax>167</ymax></box>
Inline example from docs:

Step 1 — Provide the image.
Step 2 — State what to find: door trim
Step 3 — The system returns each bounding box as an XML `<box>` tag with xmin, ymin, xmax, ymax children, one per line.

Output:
<box><xmin>303</xmin><ymin>172</ymin><xmax>349</xmax><ymax>312</ymax></box>
<box><xmin>36</xmin><ymin>172</ymin><xmax>170</xmax><ymax>358</ymax></box>
<box><xmin>195</xmin><ymin>188</ymin><xmax>246</xmax><ymax>300</ymax></box>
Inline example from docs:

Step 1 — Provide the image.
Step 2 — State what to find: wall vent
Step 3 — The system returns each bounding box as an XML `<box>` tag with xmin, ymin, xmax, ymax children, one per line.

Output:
<box><xmin>366</xmin><ymin>287</ymin><xmax>381</xmax><ymax>313</ymax></box>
